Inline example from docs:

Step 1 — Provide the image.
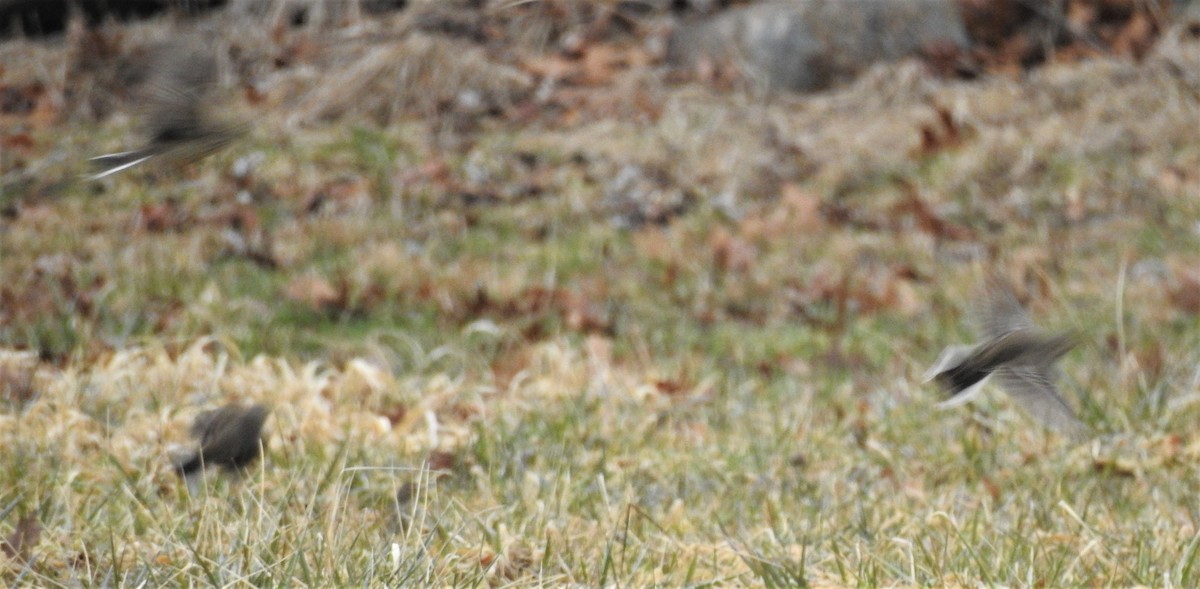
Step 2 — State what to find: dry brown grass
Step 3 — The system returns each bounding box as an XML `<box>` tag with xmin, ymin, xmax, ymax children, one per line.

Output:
<box><xmin>1</xmin><ymin>4</ymin><xmax>1200</xmax><ymax>586</ymax></box>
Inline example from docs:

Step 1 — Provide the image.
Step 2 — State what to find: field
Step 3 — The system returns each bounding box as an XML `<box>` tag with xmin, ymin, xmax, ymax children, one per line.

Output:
<box><xmin>2</xmin><ymin>2</ymin><xmax>1200</xmax><ymax>586</ymax></box>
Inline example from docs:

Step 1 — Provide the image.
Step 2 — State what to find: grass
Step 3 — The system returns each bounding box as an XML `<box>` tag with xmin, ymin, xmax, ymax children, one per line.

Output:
<box><xmin>1</xmin><ymin>4</ymin><xmax>1200</xmax><ymax>586</ymax></box>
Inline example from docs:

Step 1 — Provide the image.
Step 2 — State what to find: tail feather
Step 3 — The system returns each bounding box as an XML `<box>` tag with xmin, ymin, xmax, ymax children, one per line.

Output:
<box><xmin>174</xmin><ymin>452</ymin><xmax>202</xmax><ymax>477</ymax></box>
<box><xmin>88</xmin><ymin>150</ymin><xmax>155</xmax><ymax>180</ymax></box>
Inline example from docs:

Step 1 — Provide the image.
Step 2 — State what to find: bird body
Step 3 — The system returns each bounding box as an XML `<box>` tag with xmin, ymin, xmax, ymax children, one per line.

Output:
<box><xmin>175</xmin><ymin>403</ymin><xmax>269</xmax><ymax>477</ymax></box>
<box><xmin>925</xmin><ymin>281</ymin><xmax>1089</xmax><ymax>438</ymax></box>
<box><xmin>89</xmin><ymin>41</ymin><xmax>244</xmax><ymax>180</ymax></box>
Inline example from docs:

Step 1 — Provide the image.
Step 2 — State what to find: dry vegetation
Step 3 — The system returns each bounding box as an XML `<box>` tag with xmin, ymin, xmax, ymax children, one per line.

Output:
<box><xmin>1</xmin><ymin>1</ymin><xmax>1200</xmax><ymax>586</ymax></box>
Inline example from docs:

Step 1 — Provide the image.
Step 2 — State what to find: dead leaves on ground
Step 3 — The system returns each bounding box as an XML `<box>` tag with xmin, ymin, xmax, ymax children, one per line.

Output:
<box><xmin>913</xmin><ymin>104</ymin><xmax>972</xmax><ymax>158</ymax></box>
<box><xmin>1091</xmin><ymin>434</ymin><xmax>1193</xmax><ymax>480</ymax></box>
<box><xmin>469</xmin><ymin>285</ymin><xmax>615</xmax><ymax>340</ymax></box>
<box><xmin>0</xmin><ymin>352</ymin><xmax>40</xmax><ymax>407</ymax></box>
<box><xmin>956</xmin><ymin>0</ymin><xmax>1173</xmax><ymax>76</ymax></box>
<box><xmin>519</xmin><ymin>40</ymin><xmax>663</xmax><ymax>124</ymax></box>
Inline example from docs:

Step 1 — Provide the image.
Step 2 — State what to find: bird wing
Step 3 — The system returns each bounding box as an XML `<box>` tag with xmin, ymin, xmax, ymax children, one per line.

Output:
<box><xmin>993</xmin><ymin>365</ymin><xmax>1089</xmax><ymax>439</ymax></box>
<box><xmin>973</xmin><ymin>279</ymin><xmax>1036</xmax><ymax>339</ymax></box>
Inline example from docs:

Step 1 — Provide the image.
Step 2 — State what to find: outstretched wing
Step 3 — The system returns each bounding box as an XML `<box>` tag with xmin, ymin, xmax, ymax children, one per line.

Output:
<box><xmin>972</xmin><ymin>278</ymin><xmax>1036</xmax><ymax>339</ymax></box>
<box><xmin>993</xmin><ymin>365</ymin><xmax>1089</xmax><ymax>439</ymax></box>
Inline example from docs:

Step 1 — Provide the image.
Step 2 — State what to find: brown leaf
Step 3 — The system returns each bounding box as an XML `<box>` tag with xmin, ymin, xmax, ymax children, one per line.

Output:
<box><xmin>1</xmin><ymin>513</ymin><xmax>42</xmax><ymax>563</ymax></box>
<box><xmin>0</xmin><ymin>133</ymin><xmax>34</xmax><ymax>152</ymax></box>
<box><xmin>708</xmin><ymin>226</ymin><xmax>757</xmax><ymax>274</ymax></box>
<box><xmin>426</xmin><ymin>450</ymin><xmax>459</xmax><ymax>474</ymax></box>
<box><xmin>383</xmin><ymin>404</ymin><xmax>408</xmax><ymax>427</ymax></box>
<box><xmin>653</xmin><ymin>378</ymin><xmax>688</xmax><ymax>397</ymax></box>
<box><xmin>285</xmin><ymin>274</ymin><xmax>342</xmax><ymax>313</ymax></box>
<box><xmin>1112</xmin><ymin>9</ymin><xmax>1157</xmax><ymax>59</ymax></box>
<box><xmin>914</xmin><ymin>104</ymin><xmax>966</xmax><ymax>156</ymax></box>
<box><xmin>0</xmin><ymin>359</ymin><xmax>38</xmax><ymax>406</ymax></box>
<box><xmin>138</xmin><ymin>200</ymin><xmax>186</xmax><ymax>233</ymax></box>
<box><xmin>892</xmin><ymin>181</ymin><xmax>974</xmax><ymax>240</ymax></box>
<box><xmin>1169</xmin><ymin>267</ymin><xmax>1200</xmax><ymax>314</ymax></box>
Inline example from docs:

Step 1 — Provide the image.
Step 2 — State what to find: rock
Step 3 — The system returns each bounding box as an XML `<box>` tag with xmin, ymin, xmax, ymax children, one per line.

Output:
<box><xmin>667</xmin><ymin>0</ymin><xmax>969</xmax><ymax>91</ymax></box>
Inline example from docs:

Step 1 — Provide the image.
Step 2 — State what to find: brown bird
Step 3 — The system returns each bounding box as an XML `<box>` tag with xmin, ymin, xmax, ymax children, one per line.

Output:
<box><xmin>89</xmin><ymin>41</ymin><xmax>245</xmax><ymax>180</ymax></box>
<box><xmin>175</xmin><ymin>403</ymin><xmax>270</xmax><ymax>477</ymax></box>
<box><xmin>924</xmin><ymin>280</ymin><xmax>1089</xmax><ymax>439</ymax></box>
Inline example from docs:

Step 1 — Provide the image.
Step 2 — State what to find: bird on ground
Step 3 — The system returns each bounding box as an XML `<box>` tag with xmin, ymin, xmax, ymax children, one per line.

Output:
<box><xmin>174</xmin><ymin>402</ymin><xmax>270</xmax><ymax>478</ymax></box>
<box><xmin>89</xmin><ymin>41</ymin><xmax>245</xmax><ymax>180</ymax></box>
<box><xmin>924</xmin><ymin>279</ymin><xmax>1089</xmax><ymax>439</ymax></box>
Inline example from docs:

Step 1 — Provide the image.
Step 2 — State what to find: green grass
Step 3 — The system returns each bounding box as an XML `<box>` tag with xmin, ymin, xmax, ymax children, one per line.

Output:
<box><xmin>2</xmin><ymin>9</ymin><xmax>1200</xmax><ymax>587</ymax></box>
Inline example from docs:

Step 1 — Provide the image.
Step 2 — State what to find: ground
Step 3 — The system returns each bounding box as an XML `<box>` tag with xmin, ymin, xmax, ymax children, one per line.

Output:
<box><xmin>1</xmin><ymin>2</ymin><xmax>1200</xmax><ymax>586</ymax></box>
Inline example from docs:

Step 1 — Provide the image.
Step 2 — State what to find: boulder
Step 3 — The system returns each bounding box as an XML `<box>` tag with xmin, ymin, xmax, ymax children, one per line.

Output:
<box><xmin>667</xmin><ymin>0</ymin><xmax>969</xmax><ymax>91</ymax></box>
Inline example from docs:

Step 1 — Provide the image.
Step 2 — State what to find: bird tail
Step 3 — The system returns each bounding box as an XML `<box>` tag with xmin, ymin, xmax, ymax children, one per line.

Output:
<box><xmin>87</xmin><ymin>149</ymin><xmax>156</xmax><ymax>180</ymax></box>
<box><xmin>174</xmin><ymin>453</ymin><xmax>202</xmax><ymax>477</ymax></box>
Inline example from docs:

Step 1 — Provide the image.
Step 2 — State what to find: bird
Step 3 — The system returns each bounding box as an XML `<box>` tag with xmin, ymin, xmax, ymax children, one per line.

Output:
<box><xmin>88</xmin><ymin>42</ymin><xmax>245</xmax><ymax>180</ymax></box>
<box><xmin>924</xmin><ymin>279</ymin><xmax>1090</xmax><ymax>439</ymax></box>
<box><xmin>174</xmin><ymin>402</ymin><xmax>270</xmax><ymax>478</ymax></box>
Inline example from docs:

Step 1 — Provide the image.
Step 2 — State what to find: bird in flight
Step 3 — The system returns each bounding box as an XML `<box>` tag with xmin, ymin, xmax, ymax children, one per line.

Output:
<box><xmin>924</xmin><ymin>279</ymin><xmax>1089</xmax><ymax>439</ymax></box>
<box><xmin>89</xmin><ymin>41</ymin><xmax>245</xmax><ymax>180</ymax></box>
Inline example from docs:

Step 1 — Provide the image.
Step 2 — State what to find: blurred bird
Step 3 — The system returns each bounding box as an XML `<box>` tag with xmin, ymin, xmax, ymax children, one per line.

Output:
<box><xmin>175</xmin><ymin>402</ymin><xmax>270</xmax><ymax>478</ymax></box>
<box><xmin>924</xmin><ymin>279</ymin><xmax>1089</xmax><ymax>439</ymax></box>
<box><xmin>89</xmin><ymin>42</ymin><xmax>245</xmax><ymax>180</ymax></box>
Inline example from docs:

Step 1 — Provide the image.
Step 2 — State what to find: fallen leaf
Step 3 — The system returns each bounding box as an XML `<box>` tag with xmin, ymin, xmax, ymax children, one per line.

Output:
<box><xmin>1</xmin><ymin>513</ymin><xmax>42</xmax><ymax>563</ymax></box>
<box><xmin>1169</xmin><ymin>266</ymin><xmax>1200</xmax><ymax>314</ymax></box>
<box><xmin>138</xmin><ymin>200</ymin><xmax>186</xmax><ymax>233</ymax></box>
<box><xmin>914</xmin><ymin>104</ymin><xmax>966</xmax><ymax>157</ymax></box>
<box><xmin>708</xmin><ymin>226</ymin><xmax>757</xmax><ymax>274</ymax></box>
<box><xmin>0</xmin><ymin>133</ymin><xmax>35</xmax><ymax>152</ymax></box>
<box><xmin>285</xmin><ymin>274</ymin><xmax>342</xmax><ymax>313</ymax></box>
<box><xmin>383</xmin><ymin>404</ymin><xmax>408</xmax><ymax>426</ymax></box>
<box><xmin>0</xmin><ymin>357</ymin><xmax>38</xmax><ymax>406</ymax></box>
<box><xmin>426</xmin><ymin>450</ymin><xmax>459</xmax><ymax>474</ymax></box>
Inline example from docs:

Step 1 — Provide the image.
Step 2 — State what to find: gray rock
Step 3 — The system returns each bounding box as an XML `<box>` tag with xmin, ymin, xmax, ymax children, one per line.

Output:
<box><xmin>668</xmin><ymin>0</ymin><xmax>969</xmax><ymax>92</ymax></box>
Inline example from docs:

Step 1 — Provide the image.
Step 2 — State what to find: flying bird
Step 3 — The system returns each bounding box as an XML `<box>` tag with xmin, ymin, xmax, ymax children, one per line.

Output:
<box><xmin>89</xmin><ymin>42</ymin><xmax>245</xmax><ymax>180</ymax></box>
<box><xmin>924</xmin><ymin>280</ymin><xmax>1089</xmax><ymax>439</ymax></box>
<box><xmin>175</xmin><ymin>402</ymin><xmax>270</xmax><ymax>478</ymax></box>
